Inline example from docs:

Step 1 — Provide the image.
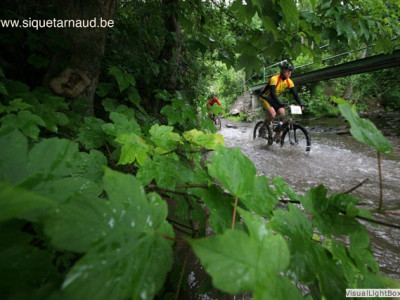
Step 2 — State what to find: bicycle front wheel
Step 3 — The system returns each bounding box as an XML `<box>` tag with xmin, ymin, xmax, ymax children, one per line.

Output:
<box><xmin>280</xmin><ymin>124</ymin><xmax>311</xmax><ymax>153</ymax></box>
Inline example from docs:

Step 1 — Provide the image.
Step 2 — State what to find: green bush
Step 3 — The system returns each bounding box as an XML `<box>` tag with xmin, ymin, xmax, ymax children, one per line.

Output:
<box><xmin>298</xmin><ymin>86</ymin><xmax>339</xmax><ymax>117</ymax></box>
<box><xmin>382</xmin><ymin>89</ymin><xmax>400</xmax><ymax>111</ymax></box>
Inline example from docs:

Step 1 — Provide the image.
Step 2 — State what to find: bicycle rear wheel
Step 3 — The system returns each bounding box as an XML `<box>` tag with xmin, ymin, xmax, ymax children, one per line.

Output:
<box><xmin>253</xmin><ymin>121</ymin><xmax>264</xmax><ymax>140</ymax></box>
<box><xmin>214</xmin><ymin>116</ymin><xmax>222</xmax><ymax>130</ymax></box>
<box><xmin>280</xmin><ymin>124</ymin><xmax>311</xmax><ymax>153</ymax></box>
<box><xmin>253</xmin><ymin>121</ymin><xmax>273</xmax><ymax>145</ymax></box>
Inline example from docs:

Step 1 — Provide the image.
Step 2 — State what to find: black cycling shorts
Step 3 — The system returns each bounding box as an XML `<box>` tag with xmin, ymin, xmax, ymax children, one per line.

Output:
<box><xmin>259</xmin><ymin>96</ymin><xmax>284</xmax><ymax>111</ymax></box>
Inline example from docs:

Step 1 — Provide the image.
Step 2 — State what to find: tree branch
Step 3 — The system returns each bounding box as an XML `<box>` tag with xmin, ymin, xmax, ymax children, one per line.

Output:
<box><xmin>344</xmin><ymin>178</ymin><xmax>369</xmax><ymax>194</ymax></box>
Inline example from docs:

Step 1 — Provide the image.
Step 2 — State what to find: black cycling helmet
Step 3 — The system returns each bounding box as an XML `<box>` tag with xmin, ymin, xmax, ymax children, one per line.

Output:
<box><xmin>279</xmin><ymin>60</ymin><xmax>294</xmax><ymax>71</ymax></box>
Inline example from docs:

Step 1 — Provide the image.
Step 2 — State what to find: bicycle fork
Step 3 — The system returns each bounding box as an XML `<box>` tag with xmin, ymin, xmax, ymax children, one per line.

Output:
<box><xmin>287</xmin><ymin>123</ymin><xmax>298</xmax><ymax>145</ymax></box>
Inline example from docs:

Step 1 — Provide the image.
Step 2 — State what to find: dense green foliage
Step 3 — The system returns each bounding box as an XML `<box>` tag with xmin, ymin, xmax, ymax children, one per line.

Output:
<box><xmin>1</xmin><ymin>0</ymin><xmax>400</xmax><ymax>299</ymax></box>
<box><xmin>1</xmin><ymin>68</ymin><xmax>399</xmax><ymax>299</ymax></box>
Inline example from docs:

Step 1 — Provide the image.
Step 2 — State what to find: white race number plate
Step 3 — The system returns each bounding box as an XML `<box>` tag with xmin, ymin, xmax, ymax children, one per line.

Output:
<box><xmin>290</xmin><ymin>105</ymin><xmax>302</xmax><ymax>115</ymax></box>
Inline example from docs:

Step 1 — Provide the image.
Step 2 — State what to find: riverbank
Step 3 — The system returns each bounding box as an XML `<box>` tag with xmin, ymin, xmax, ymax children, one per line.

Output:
<box><xmin>297</xmin><ymin>112</ymin><xmax>400</xmax><ymax>160</ymax></box>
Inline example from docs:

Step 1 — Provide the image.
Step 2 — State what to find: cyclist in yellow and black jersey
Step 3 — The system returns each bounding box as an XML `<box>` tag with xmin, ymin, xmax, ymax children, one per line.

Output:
<box><xmin>256</xmin><ymin>60</ymin><xmax>305</xmax><ymax>138</ymax></box>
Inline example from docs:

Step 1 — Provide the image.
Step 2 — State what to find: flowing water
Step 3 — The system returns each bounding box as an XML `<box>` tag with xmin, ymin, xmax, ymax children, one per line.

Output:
<box><xmin>183</xmin><ymin>116</ymin><xmax>400</xmax><ymax>300</ymax></box>
<box><xmin>218</xmin><ymin>117</ymin><xmax>400</xmax><ymax>281</ymax></box>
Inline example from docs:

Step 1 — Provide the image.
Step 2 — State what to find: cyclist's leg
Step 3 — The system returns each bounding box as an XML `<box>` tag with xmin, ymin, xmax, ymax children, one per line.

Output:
<box><xmin>273</xmin><ymin>107</ymin><xmax>286</xmax><ymax>142</ymax></box>
<box><xmin>264</xmin><ymin>107</ymin><xmax>276</xmax><ymax>137</ymax></box>
<box><xmin>265</xmin><ymin>107</ymin><xmax>276</xmax><ymax>123</ymax></box>
<box><xmin>259</xmin><ymin>97</ymin><xmax>275</xmax><ymax>137</ymax></box>
<box><xmin>276</xmin><ymin>107</ymin><xmax>286</xmax><ymax>124</ymax></box>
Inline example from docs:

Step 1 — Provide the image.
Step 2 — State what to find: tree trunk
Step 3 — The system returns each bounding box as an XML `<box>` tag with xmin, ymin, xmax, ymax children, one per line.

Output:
<box><xmin>44</xmin><ymin>0</ymin><xmax>116</xmax><ymax>115</ymax></box>
<box><xmin>342</xmin><ymin>83</ymin><xmax>353</xmax><ymax>100</ymax></box>
<box><xmin>159</xmin><ymin>0</ymin><xmax>184</xmax><ymax>91</ymax></box>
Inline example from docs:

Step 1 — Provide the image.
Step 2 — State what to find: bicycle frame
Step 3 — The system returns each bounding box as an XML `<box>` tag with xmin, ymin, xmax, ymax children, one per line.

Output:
<box><xmin>271</xmin><ymin>106</ymin><xmax>299</xmax><ymax>131</ymax></box>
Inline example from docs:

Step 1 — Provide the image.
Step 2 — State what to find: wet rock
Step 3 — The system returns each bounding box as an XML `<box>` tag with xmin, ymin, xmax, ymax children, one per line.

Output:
<box><xmin>336</xmin><ymin>125</ymin><xmax>350</xmax><ymax>135</ymax></box>
<box><xmin>229</xmin><ymin>92</ymin><xmax>252</xmax><ymax>115</ymax></box>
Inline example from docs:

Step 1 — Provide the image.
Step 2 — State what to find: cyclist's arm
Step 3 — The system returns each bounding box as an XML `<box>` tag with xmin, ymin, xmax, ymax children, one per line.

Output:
<box><xmin>289</xmin><ymin>87</ymin><xmax>305</xmax><ymax>106</ymax></box>
<box><xmin>214</xmin><ymin>97</ymin><xmax>222</xmax><ymax>106</ymax></box>
<box><xmin>269</xmin><ymin>85</ymin><xmax>285</xmax><ymax>107</ymax></box>
<box><xmin>259</xmin><ymin>87</ymin><xmax>267</xmax><ymax>95</ymax></box>
<box><xmin>259</xmin><ymin>82</ymin><xmax>270</xmax><ymax>95</ymax></box>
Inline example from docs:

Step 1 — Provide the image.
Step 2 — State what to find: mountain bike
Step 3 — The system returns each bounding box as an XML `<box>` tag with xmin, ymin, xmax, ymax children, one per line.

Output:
<box><xmin>210</xmin><ymin>114</ymin><xmax>222</xmax><ymax>130</ymax></box>
<box><xmin>253</xmin><ymin>105</ymin><xmax>311</xmax><ymax>153</ymax></box>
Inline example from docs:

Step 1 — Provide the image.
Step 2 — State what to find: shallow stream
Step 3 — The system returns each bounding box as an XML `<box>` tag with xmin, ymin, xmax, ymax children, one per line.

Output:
<box><xmin>219</xmin><ymin>117</ymin><xmax>400</xmax><ymax>280</ymax></box>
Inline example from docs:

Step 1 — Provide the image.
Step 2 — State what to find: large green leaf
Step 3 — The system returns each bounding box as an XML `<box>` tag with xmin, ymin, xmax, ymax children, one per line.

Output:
<box><xmin>0</xmin><ymin>225</ymin><xmax>60</xmax><ymax>298</ymax></box>
<box><xmin>0</xmin><ymin>111</ymin><xmax>45</xmax><ymax>140</ymax></box>
<box><xmin>72</xmin><ymin>150</ymin><xmax>107</xmax><ymax>183</ymax></box>
<box><xmin>0</xmin><ymin>129</ymin><xmax>28</xmax><ymax>184</ymax></box>
<box><xmin>0</xmin><ymin>98</ymin><xmax>31</xmax><ymax>113</ymax></box>
<box><xmin>338</xmin><ymin>104</ymin><xmax>393</xmax><ymax>154</ymax></box>
<box><xmin>26</xmin><ymin>138</ymin><xmax>80</xmax><ymax>180</ymax></box>
<box><xmin>260</xmin><ymin>16</ymin><xmax>278</xmax><ymax>38</ymax></box>
<box><xmin>102</xmin><ymin>111</ymin><xmax>142</xmax><ymax>138</ymax></box>
<box><xmin>207</xmin><ymin>146</ymin><xmax>256</xmax><ymax>198</ymax></box>
<box><xmin>273</xmin><ymin>177</ymin><xmax>302</xmax><ymax>202</ymax></box>
<box><xmin>108</xmin><ymin>66</ymin><xmax>136</xmax><ymax>92</ymax></box>
<box><xmin>44</xmin><ymin>168</ymin><xmax>174</xmax><ymax>300</ymax></box>
<box><xmin>231</xmin><ymin>0</ymin><xmax>256</xmax><ymax>22</ymax></box>
<box><xmin>96</xmin><ymin>82</ymin><xmax>112</xmax><ymax>97</ymax></box>
<box><xmin>0</xmin><ymin>131</ymin><xmax>104</xmax><ymax>218</ymax></box>
<box><xmin>137</xmin><ymin>153</ymin><xmax>190</xmax><ymax>189</ymax></box>
<box><xmin>271</xmin><ymin>204</ymin><xmax>353</xmax><ymax>296</ymax></box>
<box><xmin>317</xmin><ymin>257</ymin><xmax>348</xmax><ymax>299</ymax></box>
<box><xmin>192</xmin><ymin>185</ymin><xmax>234</xmax><ymax>234</ymax></box>
<box><xmin>270</xmin><ymin>204</ymin><xmax>320</xmax><ymax>283</ymax></box>
<box><xmin>127</xmin><ymin>87</ymin><xmax>147</xmax><ymax>116</ymax></box>
<box><xmin>27</xmin><ymin>90</ymin><xmax>69</xmax><ymax>133</ymax></box>
<box><xmin>189</xmin><ymin>229</ymin><xmax>301</xmax><ymax>298</ymax></box>
<box><xmin>240</xmin><ymin>175</ymin><xmax>278</xmax><ymax>217</ymax></box>
<box><xmin>3</xmin><ymin>134</ymin><xmax>86</xmax><ymax>195</ymax></box>
<box><xmin>251</xmin><ymin>0</ymin><xmax>264</xmax><ymax>10</ymax></box>
<box><xmin>323</xmin><ymin>238</ymin><xmax>359</xmax><ymax>284</ymax></box>
<box><xmin>77</xmin><ymin>117</ymin><xmax>107</xmax><ymax>149</ymax></box>
<box><xmin>236</xmin><ymin>54</ymin><xmax>262</xmax><ymax>75</ymax></box>
<box><xmin>301</xmin><ymin>185</ymin><xmax>363</xmax><ymax>236</ymax></box>
<box><xmin>236</xmin><ymin>40</ymin><xmax>258</xmax><ymax>56</ymax></box>
<box><xmin>115</xmin><ymin>133</ymin><xmax>150</xmax><ymax>165</ymax></box>
<box><xmin>375</xmin><ymin>37</ymin><xmax>394</xmax><ymax>53</ymax></box>
<box><xmin>160</xmin><ymin>105</ymin><xmax>182</xmax><ymax>125</ymax></box>
<box><xmin>349</xmin><ymin>229</ymin><xmax>379</xmax><ymax>273</ymax></box>
<box><xmin>149</xmin><ymin>124</ymin><xmax>182</xmax><ymax>153</ymax></box>
<box><xmin>32</xmin><ymin>177</ymin><xmax>102</xmax><ymax>203</ymax></box>
<box><xmin>279</xmin><ymin>0</ymin><xmax>298</xmax><ymax>26</ymax></box>
<box><xmin>271</xmin><ymin>204</ymin><xmax>313</xmax><ymax>240</ymax></box>
<box><xmin>237</xmin><ymin>207</ymin><xmax>270</xmax><ymax>242</ymax></box>
<box><xmin>183</xmin><ymin>129</ymin><xmax>225</xmax><ymax>150</ymax></box>
<box><xmin>0</xmin><ymin>182</ymin><xmax>54</xmax><ymax>222</ymax></box>
<box><xmin>336</xmin><ymin>20</ymin><xmax>357</xmax><ymax>42</ymax></box>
